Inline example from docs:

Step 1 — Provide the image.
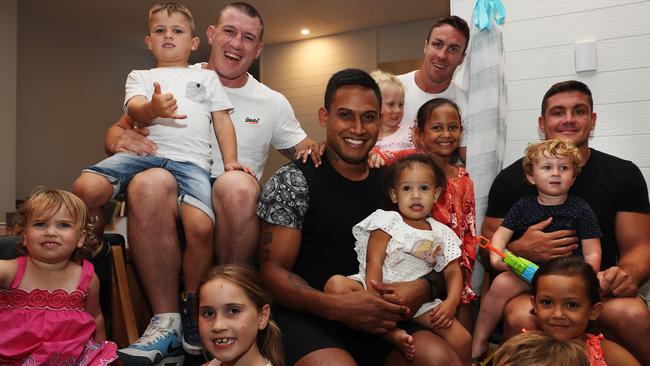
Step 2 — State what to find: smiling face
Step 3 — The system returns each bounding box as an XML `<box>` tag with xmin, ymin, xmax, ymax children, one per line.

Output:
<box><xmin>415</xmin><ymin>103</ymin><xmax>462</xmax><ymax>159</ymax></box>
<box><xmin>198</xmin><ymin>278</ymin><xmax>270</xmax><ymax>365</ymax></box>
<box><xmin>421</xmin><ymin>24</ymin><xmax>467</xmax><ymax>89</ymax></box>
<box><xmin>379</xmin><ymin>84</ymin><xmax>405</xmax><ymax>130</ymax></box>
<box><xmin>389</xmin><ymin>163</ymin><xmax>441</xmax><ymax>226</ymax></box>
<box><xmin>207</xmin><ymin>7</ymin><xmax>263</xmax><ymax>88</ymax></box>
<box><xmin>526</xmin><ymin>153</ymin><xmax>576</xmax><ymax>198</ymax></box>
<box><xmin>23</xmin><ymin>206</ymin><xmax>84</xmax><ymax>265</ymax></box>
<box><xmin>539</xmin><ymin>91</ymin><xmax>596</xmax><ymax>152</ymax></box>
<box><xmin>320</xmin><ymin>85</ymin><xmax>380</xmax><ymax>165</ymax></box>
<box><xmin>146</xmin><ymin>11</ymin><xmax>199</xmax><ymax>67</ymax></box>
<box><xmin>532</xmin><ymin>274</ymin><xmax>601</xmax><ymax>341</ymax></box>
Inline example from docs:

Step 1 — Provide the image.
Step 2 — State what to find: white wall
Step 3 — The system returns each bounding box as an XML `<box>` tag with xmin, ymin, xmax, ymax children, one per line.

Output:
<box><xmin>0</xmin><ymin>0</ymin><xmax>17</xmax><ymax>215</ymax></box>
<box><xmin>16</xmin><ymin>5</ymin><xmax>153</xmax><ymax>199</ymax></box>
<box><xmin>451</xmin><ymin>0</ymin><xmax>650</xmax><ymax>184</ymax></box>
<box><xmin>261</xmin><ymin>20</ymin><xmax>433</xmax><ymax>180</ymax></box>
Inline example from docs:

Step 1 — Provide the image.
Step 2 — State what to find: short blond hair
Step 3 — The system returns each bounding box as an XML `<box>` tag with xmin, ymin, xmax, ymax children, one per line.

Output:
<box><xmin>13</xmin><ymin>188</ymin><xmax>99</xmax><ymax>263</ymax></box>
<box><xmin>148</xmin><ymin>2</ymin><xmax>196</xmax><ymax>35</ymax></box>
<box><xmin>492</xmin><ymin>331</ymin><xmax>589</xmax><ymax>366</ymax></box>
<box><xmin>523</xmin><ymin>139</ymin><xmax>583</xmax><ymax>177</ymax></box>
<box><xmin>370</xmin><ymin>69</ymin><xmax>404</xmax><ymax>94</ymax></box>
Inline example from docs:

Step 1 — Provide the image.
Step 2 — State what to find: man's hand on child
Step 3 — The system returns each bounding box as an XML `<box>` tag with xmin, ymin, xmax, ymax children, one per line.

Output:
<box><xmin>296</xmin><ymin>141</ymin><xmax>325</xmax><ymax>167</ymax></box>
<box><xmin>429</xmin><ymin>300</ymin><xmax>456</xmax><ymax>329</ymax></box>
<box><xmin>368</xmin><ymin>151</ymin><xmax>387</xmax><ymax>168</ymax></box>
<box><xmin>224</xmin><ymin>162</ymin><xmax>256</xmax><ymax>178</ymax></box>
<box><xmin>598</xmin><ymin>266</ymin><xmax>638</xmax><ymax>298</ymax></box>
<box><xmin>372</xmin><ymin>279</ymin><xmax>430</xmax><ymax>321</ymax></box>
<box><xmin>332</xmin><ymin>290</ymin><xmax>408</xmax><ymax>335</ymax></box>
<box><xmin>509</xmin><ymin>217</ymin><xmax>578</xmax><ymax>262</ymax></box>
<box><xmin>151</xmin><ymin>82</ymin><xmax>187</xmax><ymax>120</ymax></box>
<box><xmin>112</xmin><ymin>128</ymin><xmax>156</xmax><ymax>157</ymax></box>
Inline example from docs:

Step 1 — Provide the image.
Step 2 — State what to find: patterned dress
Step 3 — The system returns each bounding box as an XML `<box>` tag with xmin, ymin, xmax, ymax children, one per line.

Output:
<box><xmin>0</xmin><ymin>257</ymin><xmax>117</xmax><ymax>365</ymax></box>
<box><xmin>585</xmin><ymin>333</ymin><xmax>607</xmax><ymax>366</ymax></box>
<box><xmin>433</xmin><ymin>166</ymin><xmax>477</xmax><ymax>304</ymax></box>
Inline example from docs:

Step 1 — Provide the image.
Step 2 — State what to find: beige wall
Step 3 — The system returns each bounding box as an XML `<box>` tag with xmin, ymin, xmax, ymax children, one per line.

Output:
<box><xmin>0</xmin><ymin>0</ymin><xmax>17</xmax><ymax>215</ymax></box>
<box><xmin>260</xmin><ymin>20</ymin><xmax>432</xmax><ymax>180</ymax></box>
<box><xmin>16</xmin><ymin>5</ymin><xmax>153</xmax><ymax>199</ymax></box>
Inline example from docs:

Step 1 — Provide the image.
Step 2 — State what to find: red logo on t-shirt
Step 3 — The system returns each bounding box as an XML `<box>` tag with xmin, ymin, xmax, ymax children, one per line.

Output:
<box><xmin>245</xmin><ymin>117</ymin><xmax>260</xmax><ymax>125</ymax></box>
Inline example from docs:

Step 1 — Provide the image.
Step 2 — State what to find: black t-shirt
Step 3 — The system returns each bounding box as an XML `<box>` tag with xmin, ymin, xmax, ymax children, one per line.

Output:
<box><xmin>486</xmin><ymin>148</ymin><xmax>650</xmax><ymax>270</ymax></box>
<box><xmin>502</xmin><ymin>195</ymin><xmax>602</xmax><ymax>257</ymax></box>
<box><xmin>257</xmin><ymin>154</ymin><xmax>386</xmax><ymax>290</ymax></box>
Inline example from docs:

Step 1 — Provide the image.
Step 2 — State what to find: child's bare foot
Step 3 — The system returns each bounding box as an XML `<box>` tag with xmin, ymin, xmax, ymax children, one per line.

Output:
<box><xmin>384</xmin><ymin>328</ymin><xmax>415</xmax><ymax>360</ymax></box>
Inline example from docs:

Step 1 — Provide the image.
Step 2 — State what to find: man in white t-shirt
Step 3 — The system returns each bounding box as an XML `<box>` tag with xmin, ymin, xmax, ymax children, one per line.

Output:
<box><xmin>396</xmin><ymin>16</ymin><xmax>470</xmax><ymax>161</ymax></box>
<box><xmin>103</xmin><ymin>3</ymin><xmax>312</xmax><ymax>365</ymax></box>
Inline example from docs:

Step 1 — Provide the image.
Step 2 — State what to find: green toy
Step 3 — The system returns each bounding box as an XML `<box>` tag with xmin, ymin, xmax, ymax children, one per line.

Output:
<box><xmin>478</xmin><ymin>236</ymin><xmax>538</xmax><ymax>284</ymax></box>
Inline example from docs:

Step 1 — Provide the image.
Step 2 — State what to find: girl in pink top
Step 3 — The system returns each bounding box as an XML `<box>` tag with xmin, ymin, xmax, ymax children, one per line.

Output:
<box><xmin>0</xmin><ymin>189</ymin><xmax>117</xmax><ymax>365</ymax></box>
<box><xmin>528</xmin><ymin>257</ymin><xmax>639</xmax><ymax>366</ymax></box>
<box><xmin>370</xmin><ymin>70</ymin><xmax>415</xmax><ymax>153</ymax></box>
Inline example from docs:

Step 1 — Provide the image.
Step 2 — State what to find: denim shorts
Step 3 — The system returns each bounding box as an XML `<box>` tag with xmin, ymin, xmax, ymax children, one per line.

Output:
<box><xmin>84</xmin><ymin>153</ymin><xmax>214</xmax><ymax>223</ymax></box>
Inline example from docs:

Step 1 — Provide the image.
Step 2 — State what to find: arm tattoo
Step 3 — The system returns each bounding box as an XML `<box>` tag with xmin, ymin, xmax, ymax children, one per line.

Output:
<box><xmin>261</xmin><ymin>231</ymin><xmax>273</xmax><ymax>245</ymax></box>
<box><xmin>287</xmin><ymin>273</ymin><xmax>315</xmax><ymax>291</ymax></box>
<box><xmin>277</xmin><ymin>146</ymin><xmax>297</xmax><ymax>160</ymax></box>
<box><xmin>260</xmin><ymin>248</ymin><xmax>271</xmax><ymax>262</ymax></box>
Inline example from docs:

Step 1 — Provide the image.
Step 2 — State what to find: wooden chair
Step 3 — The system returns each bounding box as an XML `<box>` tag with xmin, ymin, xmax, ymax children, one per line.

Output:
<box><xmin>104</xmin><ymin>233</ymin><xmax>139</xmax><ymax>346</ymax></box>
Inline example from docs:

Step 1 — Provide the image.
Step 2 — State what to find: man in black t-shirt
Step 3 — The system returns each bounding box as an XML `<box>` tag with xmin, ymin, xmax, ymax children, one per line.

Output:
<box><xmin>257</xmin><ymin>69</ymin><xmax>461</xmax><ymax>366</ymax></box>
<box><xmin>482</xmin><ymin>80</ymin><xmax>650</xmax><ymax>364</ymax></box>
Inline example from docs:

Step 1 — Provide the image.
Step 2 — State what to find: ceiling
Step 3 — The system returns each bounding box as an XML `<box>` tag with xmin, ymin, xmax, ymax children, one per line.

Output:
<box><xmin>21</xmin><ymin>0</ymin><xmax>448</xmax><ymax>59</ymax></box>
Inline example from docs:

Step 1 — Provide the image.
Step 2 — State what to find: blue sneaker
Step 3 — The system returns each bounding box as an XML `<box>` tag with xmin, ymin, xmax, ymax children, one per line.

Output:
<box><xmin>180</xmin><ymin>292</ymin><xmax>202</xmax><ymax>355</ymax></box>
<box><xmin>117</xmin><ymin>315</ymin><xmax>184</xmax><ymax>366</ymax></box>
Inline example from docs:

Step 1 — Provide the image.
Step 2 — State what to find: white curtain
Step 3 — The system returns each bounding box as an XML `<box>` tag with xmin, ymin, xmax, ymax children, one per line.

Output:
<box><xmin>461</xmin><ymin>0</ymin><xmax>507</xmax><ymax>234</ymax></box>
<box><xmin>457</xmin><ymin>0</ymin><xmax>507</xmax><ymax>293</ymax></box>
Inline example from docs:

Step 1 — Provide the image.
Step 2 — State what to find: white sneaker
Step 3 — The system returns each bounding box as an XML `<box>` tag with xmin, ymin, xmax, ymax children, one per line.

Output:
<box><xmin>117</xmin><ymin>315</ymin><xmax>185</xmax><ymax>366</ymax></box>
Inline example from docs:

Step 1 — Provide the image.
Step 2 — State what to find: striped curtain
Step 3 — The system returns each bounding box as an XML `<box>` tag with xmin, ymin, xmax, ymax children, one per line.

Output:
<box><xmin>461</xmin><ymin>0</ymin><xmax>507</xmax><ymax>233</ymax></box>
<box><xmin>457</xmin><ymin>0</ymin><xmax>507</xmax><ymax>294</ymax></box>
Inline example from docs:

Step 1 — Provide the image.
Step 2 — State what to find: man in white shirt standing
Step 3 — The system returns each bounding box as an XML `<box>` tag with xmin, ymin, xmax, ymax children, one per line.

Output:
<box><xmin>397</xmin><ymin>15</ymin><xmax>470</xmax><ymax>161</ymax></box>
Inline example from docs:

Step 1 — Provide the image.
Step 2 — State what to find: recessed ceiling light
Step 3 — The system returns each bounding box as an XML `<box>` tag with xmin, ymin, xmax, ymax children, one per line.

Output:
<box><xmin>300</xmin><ymin>28</ymin><xmax>310</xmax><ymax>36</ymax></box>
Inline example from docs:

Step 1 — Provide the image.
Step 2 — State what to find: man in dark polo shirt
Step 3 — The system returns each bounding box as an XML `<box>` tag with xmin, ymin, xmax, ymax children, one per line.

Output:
<box><xmin>482</xmin><ymin>80</ymin><xmax>650</xmax><ymax>364</ymax></box>
<box><xmin>257</xmin><ymin>69</ymin><xmax>463</xmax><ymax>366</ymax></box>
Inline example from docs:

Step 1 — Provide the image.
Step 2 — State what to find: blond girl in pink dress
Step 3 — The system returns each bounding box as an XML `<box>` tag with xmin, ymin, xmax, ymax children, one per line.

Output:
<box><xmin>0</xmin><ymin>189</ymin><xmax>117</xmax><ymax>365</ymax></box>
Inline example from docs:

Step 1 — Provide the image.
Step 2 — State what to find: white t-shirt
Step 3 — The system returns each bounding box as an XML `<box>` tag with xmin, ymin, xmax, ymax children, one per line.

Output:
<box><xmin>125</xmin><ymin>67</ymin><xmax>232</xmax><ymax>171</ymax></box>
<box><xmin>396</xmin><ymin>70</ymin><xmax>468</xmax><ymax>147</ymax></box>
<box><xmin>203</xmin><ymin>69</ymin><xmax>307</xmax><ymax>179</ymax></box>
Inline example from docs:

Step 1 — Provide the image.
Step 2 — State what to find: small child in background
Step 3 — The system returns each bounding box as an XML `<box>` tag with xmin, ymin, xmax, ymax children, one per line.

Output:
<box><xmin>198</xmin><ymin>264</ymin><xmax>284</xmax><ymax>366</ymax></box>
<box><xmin>324</xmin><ymin>154</ymin><xmax>471</xmax><ymax>364</ymax></box>
<box><xmin>491</xmin><ymin>331</ymin><xmax>589</xmax><ymax>366</ymax></box>
<box><xmin>0</xmin><ymin>189</ymin><xmax>117</xmax><ymax>365</ymax></box>
<box><xmin>472</xmin><ymin>140</ymin><xmax>602</xmax><ymax>364</ymax></box>
<box><xmin>528</xmin><ymin>257</ymin><xmax>640</xmax><ymax>366</ymax></box>
<box><xmin>370</xmin><ymin>70</ymin><xmax>413</xmax><ymax>152</ymax></box>
<box><xmin>72</xmin><ymin>2</ymin><xmax>253</xmax><ymax>357</ymax></box>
